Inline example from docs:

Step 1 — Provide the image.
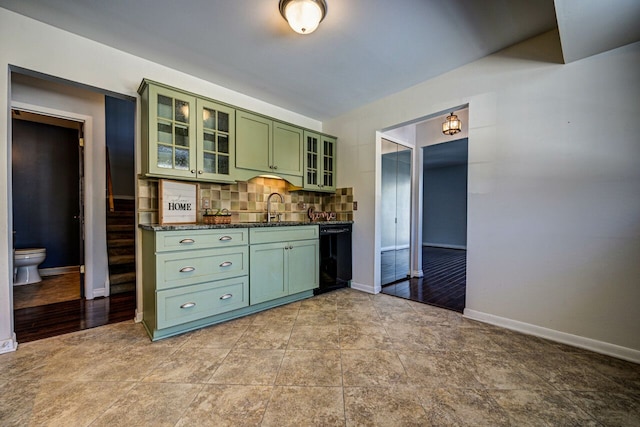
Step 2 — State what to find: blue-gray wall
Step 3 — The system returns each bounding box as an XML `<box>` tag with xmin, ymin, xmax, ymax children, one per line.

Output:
<box><xmin>423</xmin><ymin>139</ymin><xmax>468</xmax><ymax>248</ymax></box>
<box><xmin>12</xmin><ymin>119</ymin><xmax>80</xmax><ymax>268</ymax></box>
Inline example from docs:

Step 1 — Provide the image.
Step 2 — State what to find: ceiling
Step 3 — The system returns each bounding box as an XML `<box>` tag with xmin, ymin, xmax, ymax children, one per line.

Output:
<box><xmin>1</xmin><ymin>1</ymin><xmax>638</xmax><ymax>122</ymax></box>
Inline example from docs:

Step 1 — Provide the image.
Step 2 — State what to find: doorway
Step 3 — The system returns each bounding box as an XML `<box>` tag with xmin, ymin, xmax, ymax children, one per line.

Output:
<box><xmin>380</xmin><ymin>109</ymin><xmax>468</xmax><ymax>312</ymax></box>
<box><xmin>418</xmin><ymin>138</ymin><xmax>468</xmax><ymax>312</ymax></box>
<box><xmin>9</xmin><ymin>71</ymin><xmax>137</xmax><ymax>343</ymax></box>
<box><xmin>11</xmin><ymin>111</ymin><xmax>84</xmax><ymax>310</ymax></box>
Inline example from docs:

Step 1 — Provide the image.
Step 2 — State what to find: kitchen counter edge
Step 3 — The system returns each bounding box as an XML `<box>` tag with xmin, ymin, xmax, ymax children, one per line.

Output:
<box><xmin>139</xmin><ymin>221</ymin><xmax>353</xmax><ymax>231</ymax></box>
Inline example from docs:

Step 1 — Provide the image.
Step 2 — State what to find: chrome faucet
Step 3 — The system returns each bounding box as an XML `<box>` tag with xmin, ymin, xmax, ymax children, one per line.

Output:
<box><xmin>266</xmin><ymin>192</ymin><xmax>284</xmax><ymax>223</ymax></box>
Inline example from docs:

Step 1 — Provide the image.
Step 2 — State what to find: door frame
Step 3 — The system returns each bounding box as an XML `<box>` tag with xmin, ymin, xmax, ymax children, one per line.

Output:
<box><xmin>10</xmin><ymin>101</ymin><xmax>94</xmax><ymax>300</ymax></box>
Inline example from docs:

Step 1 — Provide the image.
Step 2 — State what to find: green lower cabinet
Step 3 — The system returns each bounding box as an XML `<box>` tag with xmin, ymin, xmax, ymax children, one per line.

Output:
<box><xmin>288</xmin><ymin>239</ymin><xmax>319</xmax><ymax>294</ymax></box>
<box><xmin>157</xmin><ymin>276</ymin><xmax>248</xmax><ymax>329</ymax></box>
<box><xmin>249</xmin><ymin>242</ymin><xmax>288</xmax><ymax>305</ymax></box>
<box><xmin>249</xmin><ymin>238</ymin><xmax>319</xmax><ymax>305</ymax></box>
<box><xmin>142</xmin><ymin>226</ymin><xmax>318</xmax><ymax>341</ymax></box>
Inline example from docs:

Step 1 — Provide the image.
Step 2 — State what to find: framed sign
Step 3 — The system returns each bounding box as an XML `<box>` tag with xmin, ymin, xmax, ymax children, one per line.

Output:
<box><xmin>159</xmin><ymin>179</ymin><xmax>198</xmax><ymax>224</ymax></box>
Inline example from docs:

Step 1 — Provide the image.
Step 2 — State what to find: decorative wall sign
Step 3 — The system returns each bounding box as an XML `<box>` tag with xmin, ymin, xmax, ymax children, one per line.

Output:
<box><xmin>307</xmin><ymin>206</ymin><xmax>336</xmax><ymax>222</ymax></box>
<box><xmin>159</xmin><ymin>179</ymin><xmax>198</xmax><ymax>224</ymax></box>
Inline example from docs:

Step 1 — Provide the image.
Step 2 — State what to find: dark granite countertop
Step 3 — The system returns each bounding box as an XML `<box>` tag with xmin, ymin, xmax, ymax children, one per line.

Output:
<box><xmin>139</xmin><ymin>220</ymin><xmax>353</xmax><ymax>231</ymax></box>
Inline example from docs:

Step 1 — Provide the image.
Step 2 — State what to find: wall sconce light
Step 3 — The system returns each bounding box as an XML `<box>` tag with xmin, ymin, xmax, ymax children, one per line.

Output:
<box><xmin>279</xmin><ymin>0</ymin><xmax>327</xmax><ymax>35</ymax></box>
<box><xmin>442</xmin><ymin>112</ymin><xmax>462</xmax><ymax>135</ymax></box>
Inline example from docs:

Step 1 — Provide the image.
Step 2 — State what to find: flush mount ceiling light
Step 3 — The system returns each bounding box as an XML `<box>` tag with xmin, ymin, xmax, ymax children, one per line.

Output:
<box><xmin>442</xmin><ymin>112</ymin><xmax>462</xmax><ymax>135</ymax></box>
<box><xmin>279</xmin><ymin>0</ymin><xmax>327</xmax><ymax>35</ymax></box>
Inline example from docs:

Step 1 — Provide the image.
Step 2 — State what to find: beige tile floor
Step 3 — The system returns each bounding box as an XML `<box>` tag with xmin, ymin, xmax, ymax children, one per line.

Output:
<box><xmin>1</xmin><ymin>288</ymin><xmax>639</xmax><ymax>426</ymax></box>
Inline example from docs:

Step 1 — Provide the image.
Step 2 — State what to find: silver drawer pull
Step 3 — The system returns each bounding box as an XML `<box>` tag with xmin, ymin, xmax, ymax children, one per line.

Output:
<box><xmin>219</xmin><ymin>236</ymin><xmax>232</xmax><ymax>241</ymax></box>
<box><xmin>179</xmin><ymin>266</ymin><xmax>195</xmax><ymax>273</ymax></box>
<box><xmin>179</xmin><ymin>238</ymin><xmax>195</xmax><ymax>244</ymax></box>
<box><xmin>219</xmin><ymin>293</ymin><xmax>233</xmax><ymax>300</ymax></box>
<box><xmin>219</xmin><ymin>261</ymin><xmax>233</xmax><ymax>267</ymax></box>
<box><xmin>180</xmin><ymin>302</ymin><xmax>196</xmax><ymax>309</ymax></box>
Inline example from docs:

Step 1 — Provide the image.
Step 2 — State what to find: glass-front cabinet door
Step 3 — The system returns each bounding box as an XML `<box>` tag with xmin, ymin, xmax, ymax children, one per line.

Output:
<box><xmin>148</xmin><ymin>85</ymin><xmax>197</xmax><ymax>179</ymax></box>
<box><xmin>304</xmin><ymin>131</ymin><xmax>336</xmax><ymax>192</ymax></box>
<box><xmin>197</xmin><ymin>98</ymin><xmax>236</xmax><ymax>182</ymax></box>
<box><xmin>321</xmin><ymin>135</ymin><xmax>336</xmax><ymax>192</ymax></box>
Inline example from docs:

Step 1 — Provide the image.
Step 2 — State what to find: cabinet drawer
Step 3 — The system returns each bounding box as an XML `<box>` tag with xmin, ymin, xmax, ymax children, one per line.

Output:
<box><xmin>157</xmin><ymin>247</ymin><xmax>248</xmax><ymax>290</ymax></box>
<box><xmin>249</xmin><ymin>225</ymin><xmax>318</xmax><ymax>244</ymax></box>
<box><xmin>156</xmin><ymin>228</ymin><xmax>248</xmax><ymax>252</ymax></box>
<box><xmin>157</xmin><ymin>277</ymin><xmax>248</xmax><ymax>329</ymax></box>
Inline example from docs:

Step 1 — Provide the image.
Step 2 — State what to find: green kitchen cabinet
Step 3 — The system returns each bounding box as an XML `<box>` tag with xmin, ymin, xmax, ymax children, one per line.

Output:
<box><xmin>249</xmin><ymin>226</ymin><xmax>319</xmax><ymax>305</ymax></box>
<box><xmin>139</xmin><ymin>80</ymin><xmax>236</xmax><ymax>183</ymax></box>
<box><xmin>141</xmin><ymin>225</ymin><xmax>318</xmax><ymax>341</ymax></box>
<box><xmin>196</xmin><ymin>98</ymin><xmax>236</xmax><ymax>181</ymax></box>
<box><xmin>249</xmin><ymin>242</ymin><xmax>288</xmax><ymax>304</ymax></box>
<box><xmin>304</xmin><ymin>131</ymin><xmax>336</xmax><ymax>192</ymax></box>
<box><xmin>236</xmin><ymin>110</ymin><xmax>304</xmax><ymax>179</ymax></box>
<box><xmin>287</xmin><ymin>238</ymin><xmax>320</xmax><ymax>294</ymax></box>
<box><xmin>141</xmin><ymin>228</ymin><xmax>250</xmax><ymax>340</ymax></box>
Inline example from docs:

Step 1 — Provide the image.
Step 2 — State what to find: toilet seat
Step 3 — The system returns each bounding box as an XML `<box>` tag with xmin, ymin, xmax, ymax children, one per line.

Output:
<box><xmin>15</xmin><ymin>248</ymin><xmax>46</xmax><ymax>256</ymax></box>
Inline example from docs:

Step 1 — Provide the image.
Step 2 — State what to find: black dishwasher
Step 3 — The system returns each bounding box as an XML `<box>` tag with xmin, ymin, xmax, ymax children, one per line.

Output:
<box><xmin>316</xmin><ymin>223</ymin><xmax>352</xmax><ymax>295</ymax></box>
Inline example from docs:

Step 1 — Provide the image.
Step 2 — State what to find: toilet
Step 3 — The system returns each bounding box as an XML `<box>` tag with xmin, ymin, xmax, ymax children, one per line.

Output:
<box><xmin>14</xmin><ymin>248</ymin><xmax>47</xmax><ymax>285</ymax></box>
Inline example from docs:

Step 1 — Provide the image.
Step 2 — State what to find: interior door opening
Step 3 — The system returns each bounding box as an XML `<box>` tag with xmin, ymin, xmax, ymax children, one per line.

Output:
<box><xmin>379</xmin><ymin>108</ymin><xmax>468</xmax><ymax>312</ymax></box>
<box><xmin>11</xmin><ymin>110</ymin><xmax>84</xmax><ymax>309</ymax></box>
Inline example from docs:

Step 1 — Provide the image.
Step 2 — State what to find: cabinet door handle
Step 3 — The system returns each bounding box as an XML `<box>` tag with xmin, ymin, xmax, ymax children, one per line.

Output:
<box><xmin>180</xmin><ymin>302</ymin><xmax>196</xmax><ymax>309</ymax></box>
<box><xmin>219</xmin><ymin>293</ymin><xmax>233</xmax><ymax>300</ymax></box>
<box><xmin>179</xmin><ymin>238</ymin><xmax>195</xmax><ymax>244</ymax></box>
<box><xmin>219</xmin><ymin>236</ymin><xmax>232</xmax><ymax>241</ymax></box>
<box><xmin>219</xmin><ymin>261</ymin><xmax>233</xmax><ymax>267</ymax></box>
<box><xmin>190</xmin><ymin>169</ymin><xmax>196</xmax><ymax>174</ymax></box>
<box><xmin>273</xmin><ymin>165</ymin><xmax>278</xmax><ymax>170</ymax></box>
<box><xmin>198</xmin><ymin>170</ymin><xmax>203</xmax><ymax>174</ymax></box>
<box><xmin>179</xmin><ymin>266</ymin><xmax>195</xmax><ymax>273</ymax></box>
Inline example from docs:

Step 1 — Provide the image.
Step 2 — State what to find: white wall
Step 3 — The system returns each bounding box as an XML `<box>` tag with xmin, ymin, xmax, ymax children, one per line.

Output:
<box><xmin>326</xmin><ymin>30</ymin><xmax>640</xmax><ymax>358</ymax></box>
<box><xmin>12</xmin><ymin>73</ymin><xmax>109</xmax><ymax>300</ymax></box>
<box><xmin>0</xmin><ymin>8</ymin><xmax>321</xmax><ymax>353</ymax></box>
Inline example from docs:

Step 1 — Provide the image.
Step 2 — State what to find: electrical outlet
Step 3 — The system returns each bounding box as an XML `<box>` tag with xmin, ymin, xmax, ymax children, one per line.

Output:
<box><xmin>353</xmin><ymin>201</ymin><xmax>358</xmax><ymax>210</ymax></box>
<box><xmin>202</xmin><ymin>197</ymin><xmax>210</xmax><ymax>209</ymax></box>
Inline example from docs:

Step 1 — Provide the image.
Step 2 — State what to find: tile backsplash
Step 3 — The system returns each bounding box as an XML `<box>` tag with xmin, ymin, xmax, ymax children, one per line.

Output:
<box><xmin>138</xmin><ymin>177</ymin><xmax>353</xmax><ymax>224</ymax></box>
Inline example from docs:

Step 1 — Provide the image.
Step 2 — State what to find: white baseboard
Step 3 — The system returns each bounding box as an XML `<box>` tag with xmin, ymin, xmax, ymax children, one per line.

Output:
<box><xmin>134</xmin><ymin>309</ymin><xmax>143</xmax><ymax>323</ymax></box>
<box><xmin>423</xmin><ymin>242</ymin><xmax>467</xmax><ymax>250</ymax></box>
<box><xmin>350</xmin><ymin>281</ymin><xmax>376</xmax><ymax>294</ymax></box>
<box><xmin>91</xmin><ymin>287</ymin><xmax>107</xmax><ymax>298</ymax></box>
<box><xmin>411</xmin><ymin>270</ymin><xmax>424</xmax><ymax>278</ymax></box>
<box><xmin>464</xmin><ymin>309</ymin><xmax>640</xmax><ymax>364</ymax></box>
<box><xmin>0</xmin><ymin>334</ymin><xmax>18</xmax><ymax>355</ymax></box>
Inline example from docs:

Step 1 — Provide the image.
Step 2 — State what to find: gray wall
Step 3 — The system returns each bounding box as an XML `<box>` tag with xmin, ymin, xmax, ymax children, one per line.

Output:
<box><xmin>423</xmin><ymin>139</ymin><xmax>468</xmax><ymax>248</ymax></box>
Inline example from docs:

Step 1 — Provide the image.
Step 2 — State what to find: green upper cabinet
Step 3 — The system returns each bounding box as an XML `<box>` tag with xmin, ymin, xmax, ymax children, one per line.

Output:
<box><xmin>235</xmin><ymin>111</ymin><xmax>272</xmax><ymax>173</ymax></box>
<box><xmin>139</xmin><ymin>81</ymin><xmax>236</xmax><ymax>183</ymax></box>
<box><xmin>236</xmin><ymin>111</ymin><xmax>303</xmax><ymax>179</ymax></box>
<box><xmin>196</xmin><ymin>98</ymin><xmax>236</xmax><ymax>181</ymax></box>
<box><xmin>304</xmin><ymin>131</ymin><xmax>336</xmax><ymax>192</ymax></box>
<box><xmin>273</xmin><ymin>121</ymin><xmax>304</xmax><ymax>176</ymax></box>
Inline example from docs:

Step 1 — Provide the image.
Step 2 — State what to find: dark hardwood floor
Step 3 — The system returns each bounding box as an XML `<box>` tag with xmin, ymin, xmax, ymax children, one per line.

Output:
<box><xmin>382</xmin><ymin>246</ymin><xmax>466</xmax><ymax>312</ymax></box>
<box><xmin>14</xmin><ymin>291</ymin><xmax>136</xmax><ymax>343</ymax></box>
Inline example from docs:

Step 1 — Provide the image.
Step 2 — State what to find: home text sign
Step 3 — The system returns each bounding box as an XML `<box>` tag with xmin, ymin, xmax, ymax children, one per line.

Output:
<box><xmin>159</xmin><ymin>179</ymin><xmax>198</xmax><ymax>224</ymax></box>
